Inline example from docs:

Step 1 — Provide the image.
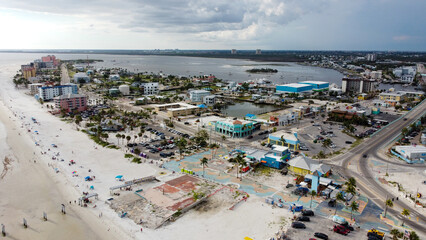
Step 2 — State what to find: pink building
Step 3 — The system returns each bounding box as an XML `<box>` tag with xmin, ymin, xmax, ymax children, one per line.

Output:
<box><xmin>54</xmin><ymin>93</ymin><xmax>87</xmax><ymax>113</ymax></box>
<box><xmin>41</xmin><ymin>55</ymin><xmax>59</xmax><ymax>66</ymax></box>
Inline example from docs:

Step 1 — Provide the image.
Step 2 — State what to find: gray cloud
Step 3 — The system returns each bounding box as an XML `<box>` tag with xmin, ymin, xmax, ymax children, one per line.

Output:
<box><xmin>0</xmin><ymin>0</ymin><xmax>329</xmax><ymax>39</ymax></box>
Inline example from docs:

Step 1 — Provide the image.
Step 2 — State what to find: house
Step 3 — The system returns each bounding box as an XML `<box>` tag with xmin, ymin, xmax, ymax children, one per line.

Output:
<box><xmin>109</xmin><ymin>74</ymin><xmax>120</xmax><ymax>81</ymax></box>
<box><xmin>189</xmin><ymin>90</ymin><xmax>211</xmax><ymax>102</ymax></box>
<box><xmin>203</xmin><ymin>95</ymin><xmax>216</xmax><ymax>106</ymax></box>
<box><xmin>287</xmin><ymin>155</ymin><xmax>331</xmax><ymax>176</ymax></box>
<box><xmin>268</xmin><ymin>131</ymin><xmax>300</xmax><ymax>150</ymax></box>
<box><xmin>154</xmin><ymin>102</ymin><xmax>201</xmax><ymax>118</ymax></box>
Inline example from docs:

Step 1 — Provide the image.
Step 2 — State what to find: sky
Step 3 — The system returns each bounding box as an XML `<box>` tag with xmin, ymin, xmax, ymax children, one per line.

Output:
<box><xmin>0</xmin><ymin>0</ymin><xmax>425</xmax><ymax>51</ymax></box>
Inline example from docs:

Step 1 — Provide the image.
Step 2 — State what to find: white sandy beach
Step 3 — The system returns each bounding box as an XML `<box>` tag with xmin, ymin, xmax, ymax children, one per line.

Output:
<box><xmin>0</xmin><ymin>62</ymin><xmax>292</xmax><ymax>240</ymax></box>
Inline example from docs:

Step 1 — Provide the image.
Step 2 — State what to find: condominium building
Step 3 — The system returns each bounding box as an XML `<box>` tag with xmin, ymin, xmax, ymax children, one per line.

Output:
<box><xmin>203</xmin><ymin>95</ymin><xmax>216</xmax><ymax>106</ymax></box>
<box><xmin>342</xmin><ymin>77</ymin><xmax>375</xmax><ymax>93</ymax></box>
<box><xmin>54</xmin><ymin>94</ymin><xmax>87</xmax><ymax>113</ymax></box>
<box><xmin>140</xmin><ymin>82</ymin><xmax>159</xmax><ymax>95</ymax></box>
<box><xmin>21</xmin><ymin>64</ymin><xmax>36</xmax><ymax>79</ymax></box>
<box><xmin>38</xmin><ymin>84</ymin><xmax>78</xmax><ymax>101</ymax></box>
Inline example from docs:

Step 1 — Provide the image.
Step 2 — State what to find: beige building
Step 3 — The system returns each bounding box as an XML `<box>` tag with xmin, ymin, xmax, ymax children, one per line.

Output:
<box><xmin>155</xmin><ymin>102</ymin><xmax>201</xmax><ymax>118</ymax></box>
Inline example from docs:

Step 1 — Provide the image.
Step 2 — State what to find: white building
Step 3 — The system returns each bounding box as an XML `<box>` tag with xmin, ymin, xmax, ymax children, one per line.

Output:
<box><xmin>394</xmin><ymin>145</ymin><xmax>426</xmax><ymax>161</ymax></box>
<box><xmin>276</xmin><ymin>111</ymin><xmax>298</xmax><ymax>126</ymax></box>
<box><xmin>140</xmin><ymin>82</ymin><xmax>159</xmax><ymax>95</ymax></box>
<box><xmin>119</xmin><ymin>85</ymin><xmax>130</xmax><ymax>95</ymax></box>
<box><xmin>203</xmin><ymin>95</ymin><xmax>216</xmax><ymax>106</ymax></box>
<box><xmin>73</xmin><ymin>72</ymin><xmax>90</xmax><ymax>83</ymax></box>
<box><xmin>393</xmin><ymin>66</ymin><xmax>417</xmax><ymax>83</ymax></box>
<box><xmin>38</xmin><ymin>85</ymin><xmax>76</xmax><ymax>101</ymax></box>
<box><xmin>366</xmin><ymin>53</ymin><xmax>377</xmax><ymax>61</ymax></box>
<box><xmin>189</xmin><ymin>90</ymin><xmax>210</xmax><ymax>102</ymax></box>
<box><xmin>29</xmin><ymin>83</ymin><xmax>44</xmax><ymax>95</ymax></box>
<box><xmin>109</xmin><ymin>74</ymin><xmax>120</xmax><ymax>81</ymax></box>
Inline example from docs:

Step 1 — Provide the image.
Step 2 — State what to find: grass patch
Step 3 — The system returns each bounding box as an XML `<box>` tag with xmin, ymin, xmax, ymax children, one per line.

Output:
<box><xmin>350</xmin><ymin>138</ymin><xmax>363</xmax><ymax>149</ymax></box>
<box><xmin>253</xmin><ymin>165</ymin><xmax>276</xmax><ymax>177</ymax></box>
<box><xmin>88</xmin><ymin>134</ymin><xmax>109</xmax><ymax>147</ymax></box>
<box><xmin>132</xmin><ymin>157</ymin><xmax>141</xmax><ymax>164</ymax></box>
<box><xmin>124</xmin><ymin>153</ymin><xmax>133</xmax><ymax>158</ymax></box>
<box><xmin>107</xmin><ymin>145</ymin><xmax>119</xmax><ymax>149</ymax></box>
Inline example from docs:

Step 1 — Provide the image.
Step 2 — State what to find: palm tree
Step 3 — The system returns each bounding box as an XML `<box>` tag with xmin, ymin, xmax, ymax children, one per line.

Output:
<box><xmin>115</xmin><ymin>133</ymin><xmax>121</xmax><ymax>145</ymax></box>
<box><xmin>234</xmin><ymin>153</ymin><xmax>244</xmax><ymax>179</ymax></box>
<box><xmin>335</xmin><ymin>192</ymin><xmax>345</xmax><ymax>215</ymax></box>
<box><xmin>384</xmin><ymin>199</ymin><xmax>393</xmax><ymax>218</ymax></box>
<box><xmin>390</xmin><ymin>229</ymin><xmax>401</xmax><ymax>240</ymax></box>
<box><xmin>126</xmin><ymin>135</ymin><xmax>131</xmax><ymax>145</ymax></box>
<box><xmin>401</xmin><ymin>208</ymin><xmax>410</xmax><ymax>226</ymax></box>
<box><xmin>350</xmin><ymin>201</ymin><xmax>359</xmax><ymax>220</ymax></box>
<box><xmin>280</xmin><ymin>136</ymin><xmax>287</xmax><ymax>147</ymax></box>
<box><xmin>121</xmin><ymin>134</ymin><xmax>125</xmax><ymax>144</ymax></box>
<box><xmin>310</xmin><ymin>190</ymin><xmax>317</xmax><ymax>208</ymax></box>
<box><xmin>221</xmin><ymin>135</ymin><xmax>226</xmax><ymax>146</ymax></box>
<box><xmin>346</xmin><ymin>177</ymin><xmax>357</xmax><ymax>188</ymax></box>
<box><xmin>200</xmin><ymin>157</ymin><xmax>208</xmax><ymax>177</ymax></box>
<box><xmin>134</xmin><ymin>135</ymin><xmax>138</xmax><ymax>144</ymax></box>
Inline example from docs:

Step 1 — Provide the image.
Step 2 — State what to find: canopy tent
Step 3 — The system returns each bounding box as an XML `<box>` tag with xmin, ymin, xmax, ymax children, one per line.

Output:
<box><xmin>115</xmin><ymin>175</ymin><xmax>123</xmax><ymax>179</ymax></box>
<box><xmin>197</xmin><ymin>104</ymin><xmax>207</xmax><ymax>108</ymax></box>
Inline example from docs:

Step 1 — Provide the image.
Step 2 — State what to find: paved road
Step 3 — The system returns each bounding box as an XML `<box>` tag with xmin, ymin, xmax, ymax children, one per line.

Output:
<box><xmin>60</xmin><ymin>64</ymin><xmax>71</xmax><ymax>84</ymax></box>
<box><xmin>334</xmin><ymin>100</ymin><xmax>426</xmax><ymax>234</ymax></box>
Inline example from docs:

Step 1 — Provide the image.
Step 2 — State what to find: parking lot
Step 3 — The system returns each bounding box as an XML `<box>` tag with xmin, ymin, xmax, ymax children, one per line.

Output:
<box><xmin>286</xmin><ymin>213</ymin><xmax>367</xmax><ymax>240</ymax></box>
<box><xmin>297</xmin><ymin>122</ymin><xmax>356</xmax><ymax>156</ymax></box>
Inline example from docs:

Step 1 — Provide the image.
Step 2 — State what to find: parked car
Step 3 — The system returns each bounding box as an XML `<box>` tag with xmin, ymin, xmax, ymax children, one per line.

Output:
<box><xmin>340</xmin><ymin>222</ymin><xmax>354</xmax><ymax>231</ymax></box>
<box><xmin>296</xmin><ymin>216</ymin><xmax>310</xmax><ymax>222</ymax></box>
<box><xmin>345</xmin><ymin>141</ymin><xmax>353</xmax><ymax>144</ymax></box>
<box><xmin>314</xmin><ymin>232</ymin><xmax>328</xmax><ymax>240</ymax></box>
<box><xmin>247</xmin><ymin>135</ymin><xmax>253</xmax><ymax>139</ymax></box>
<box><xmin>301</xmin><ymin>210</ymin><xmax>315</xmax><ymax>216</ymax></box>
<box><xmin>333</xmin><ymin>225</ymin><xmax>349</xmax><ymax>235</ymax></box>
<box><xmin>291</xmin><ymin>222</ymin><xmax>306</xmax><ymax>229</ymax></box>
<box><xmin>184</xmin><ymin>122</ymin><xmax>190</xmax><ymax>125</ymax></box>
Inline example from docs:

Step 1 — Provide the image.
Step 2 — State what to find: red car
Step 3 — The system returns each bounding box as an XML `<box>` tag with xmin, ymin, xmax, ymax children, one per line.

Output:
<box><xmin>334</xmin><ymin>225</ymin><xmax>350</xmax><ymax>235</ymax></box>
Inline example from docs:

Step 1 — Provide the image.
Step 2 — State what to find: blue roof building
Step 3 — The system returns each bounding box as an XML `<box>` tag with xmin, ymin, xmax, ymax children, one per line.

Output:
<box><xmin>298</xmin><ymin>81</ymin><xmax>329</xmax><ymax>92</ymax></box>
<box><xmin>276</xmin><ymin>83</ymin><xmax>312</xmax><ymax>93</ymax></box>
<box><xmin>268</xmin><ymin>130</ymin><xmax>300</xmax><ymax>150</ymax></box>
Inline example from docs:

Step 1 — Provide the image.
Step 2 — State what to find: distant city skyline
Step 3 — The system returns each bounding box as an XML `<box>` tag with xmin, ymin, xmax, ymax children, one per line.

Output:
<box><xmin>0</xmin><ymin>0</ymin><xmax>425</xmax><ymax>51</ymax></box>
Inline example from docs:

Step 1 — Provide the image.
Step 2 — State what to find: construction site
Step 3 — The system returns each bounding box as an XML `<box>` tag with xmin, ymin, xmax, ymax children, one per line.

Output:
<box><xmin>108</xmin><ymin>174</ymin><xmax>249</xmax><ymax>229</ymax></box>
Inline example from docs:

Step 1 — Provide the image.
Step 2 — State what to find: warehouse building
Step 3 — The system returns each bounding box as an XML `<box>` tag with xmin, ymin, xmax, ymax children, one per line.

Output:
<box><xmin>276</xmin><ymin>83</ymin><xmax>313</xmax><ymax>94</ymax></box>
<box><xmin>392</xmin><ymin>145</ymin><xmax>426</xmax><ymax>163</ymax></box>
<box><xmin>298</xmin><ymin>81</ymin><xmax>329</xmax><ymax>92</ymax></box>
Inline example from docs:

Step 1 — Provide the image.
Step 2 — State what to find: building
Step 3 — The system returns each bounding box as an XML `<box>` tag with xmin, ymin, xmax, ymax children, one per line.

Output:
<box><xmin>276</xmin><ymin>83</ymin><xmax>313</xmax><ymax>94</ymax></box>
<box><xmin>392</xmin><ymin>145</ymin><xmax>426</xmax><ymax>163</ymax></box>
<box><xmin>140</xmin><ymin>82</ymin><xmax>159</xmax><ymax>95</ymax></box>
<box><xmin>29</xmin><ymin>83</ymin><xmax>44</xmax><ymax>95</ymax></box>
<box><xmin>38</xmin><ymin>85</ymin><xmax>78</xmax><ymax>101</ymax></box>
<box><xmin>119</xmin><ymin>85</ymin><xmax>130</xmax><ymax>95</ymax></box>
<box><xmin>255</xmin><ymin>49</ymin><xmax>262</xmax><ymax>55</ymax></box>
<box><xmin>287</xmin><ymin>155</ymin><xmax>331</xmax><ymax>176</ymax></box>
<box><xmin>203</xmin><ymin>95</ymin><xmax>216</xmax><ymax>106</ymax></box>
<box><xmin>379</xmin><ymin>92</ymin><xmax>406</xmax><ymax>105</ymax></box>
<box><xmin>54</xmin><ymin>94</ymin><xmax>87</xmax><ymax>113</ymax></box>
<box><xmin>100</xmin><ymin>119</ymin><xmax>123</xmax><ymax>131</ymax></box>
<box><xmin>421</xmin><ymin>131</ymin><xmax>426</xmax><ymax>145</ymax></box>
<box><xmin>109</xmin><ymin>74</ymin><xmax>120</xmax><ymax>81</ymax></box>
<box><xmin>270</xmin><ymin>111</ymin><xmax>298</xmax><ymax>126</ymax></box>
<box><xmin>298</xmin><ymin>81</ymin><xmax>329</xmax><ymax>92</ymax></box>
<box><xmin>268</xmin><ymin>131</ymin><xmax>300</xmax><ymax>150</ymax></box>
<box><xmin>341</xmin><ymin>77</ymin><xmax>375</xmax><ymax>93</ymax></box>
<box><xmin>155</xmin><ymin>102</ymin><xmax>201</xmax><ymax>118</ymax></box>
<box><xmin>41</xmin><ymin>55</ymin><xmax>59</xmax><ymax>67</ymax></box>
<box><xmin>366</xmin><ymin>53</ymin><xmax>377</xmax><ymax>61</ymax></box>
<box><xmin>369</xmin><ymin>70</ymin><xmax>382</xmax><ymax>79</ymax></box>
<box><xmin>189</xmin><ymin>90</ymin><xmax>211</xmax><ymax>102</ymax></box>
<box><xmin>231</xmin><ymin>49</ymin><xmax>237</xmax><ymax>54</ymax></box>
<box><xmin>73</xmin><ymin>72</ymin><xmax>90</xmax><ymax>83</ymax></box>
<box><xmin>212</xmin><ymin>118</ymin><xmax>254</xmax><ymax>138</ymax></box>
<box><xmin>21</xmin><ymin>64</ymin><xmax>36</xmax><ymax>80</ymax></box>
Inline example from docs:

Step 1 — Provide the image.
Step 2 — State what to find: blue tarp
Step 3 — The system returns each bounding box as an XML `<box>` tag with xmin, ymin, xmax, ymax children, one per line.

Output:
<box><xmin>115</xmin><ymin>175</ymin><xmax>123</xmax><ymax>179</ymax></box>
<box><xmin>198</xmin><ymin>104</ymin><xmax>207</xmax><ymax>108</ymax></box>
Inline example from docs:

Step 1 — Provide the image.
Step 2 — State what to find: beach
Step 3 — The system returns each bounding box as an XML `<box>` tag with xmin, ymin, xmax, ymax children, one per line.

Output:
<box><xmin>0</xmin><ymin>57</ymin><xmax>292</xmax><ymax>240</ymax></box>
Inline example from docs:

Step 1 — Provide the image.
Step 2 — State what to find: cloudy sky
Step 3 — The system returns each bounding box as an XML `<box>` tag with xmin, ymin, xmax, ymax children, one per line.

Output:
<box><xmin>0</xmin><ymin>0</ymin><xmax>425</xmax><ymax>51</ymax></box>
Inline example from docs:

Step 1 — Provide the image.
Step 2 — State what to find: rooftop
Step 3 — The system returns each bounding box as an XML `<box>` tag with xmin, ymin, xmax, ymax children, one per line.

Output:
<box><xmin>278</xmin><ymin>83</ymin><xmax>311</xmax><ymax>88</ymax></box>
<box><xmin>269</xmin><ymin>130</ymin><xmax>299</xmax><ymax>142</ymax></box>
<box><xmin>54</xmin><ymin>93</ymin><xmax>86</xmax><ymax>100</ymax></box>
<box><xmin>298</xmin><ymin>81</ymin><xmax>329</xmax><ymax>85</ymax></box>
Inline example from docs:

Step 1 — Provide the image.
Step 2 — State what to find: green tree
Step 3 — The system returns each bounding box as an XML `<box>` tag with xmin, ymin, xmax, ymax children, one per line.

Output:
<box><xmin>401</xmin><ymin>208</ymin><xmax>410</xmax><ymax>226</ymax></box>
<box><xmin>384</xmin><ymin>199</ymin><xmax>393</xmax><ymax>218</ymax></box>
<box><xmin>335</xmin><ymin>192</ymin><xmax>345</xmax><ymax>215</ymax></box>
<box><xmin>280</xmin><ymin>136</ymin><xmax>287</xmax><ymax>147</ymax></box>
<box><xmin>234</xmin><ymin>153</ymin><xmax>244</xmax><ymax>179</ymax></box>
<box><xmin>310</xmin><ymin>190</ymin><xmax>317</xmax><ymax>209</ymax></box>
<box><xmin>390</xmin><ymin>229</ymin><xmax>401</xmax><ymax>240</ymax></box>
<box><xmin>409</xmin><ymin>231</ymin><xmax>420</xmax><ymax>240</ymax></box>
<box><xmin>317</xmin><ymin>151</ymin><xmax>326</xmax><ymax>159</ymax></box>
<box><xmin>177</xmin><ymin>137</ymin><xmax>187</xmax><ymax>157</ymax></box>
<box><xmin>401</xmin><ymin>127</ymin><xmax>408</xmax><ymax>136</ymax></box>
<box><xmin>322</xmin><ymin>138</ymin><xmax>332</xmax><ymax>148</ymax></box>
<box><xmin>75</xmin><ymin>115</ymin><xmax>82</xmax><ymax>126</ymax></box>
<box><xmin>200</xmin><ymin>157</ymin><xmax>208</xmax><ymax>177</ymax></box>
<box><xmin>221</xmin><ymin>135</ymin><xmax>226</xmax><ymax>146</ymax></box>
<box><xmin>126</xmin><ymin>135</ymin><xmax>131</xmax><ymax>144</ymax></box>
<box><xmin>350</xmin><ymin>201</ymin><xmax>359</xmax><ymax>220</ymax></box>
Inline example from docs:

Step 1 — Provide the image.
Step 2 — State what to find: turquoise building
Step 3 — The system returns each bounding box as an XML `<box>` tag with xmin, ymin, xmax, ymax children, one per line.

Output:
<box><xmin>213</xmin><ymin>118</ymin><xmax>254</xmax><ymax>138</ymax></box>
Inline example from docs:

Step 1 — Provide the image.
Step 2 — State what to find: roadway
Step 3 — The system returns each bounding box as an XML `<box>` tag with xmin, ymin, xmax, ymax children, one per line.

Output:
<box><xmin>333</xmin><ymin>100</ymin><xmax>426</xmax><ymax>234</ymax></box>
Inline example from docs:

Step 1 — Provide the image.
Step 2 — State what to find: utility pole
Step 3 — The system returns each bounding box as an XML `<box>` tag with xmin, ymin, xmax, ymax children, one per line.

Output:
<box><xmin>414</xmin><ymin>188</ymin><xmax>419</xmax><ymax>208</ymax></box>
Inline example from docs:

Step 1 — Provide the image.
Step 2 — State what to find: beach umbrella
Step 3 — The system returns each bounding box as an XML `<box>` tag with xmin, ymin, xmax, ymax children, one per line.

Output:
<box><xmin>85</xmin><ymin>176</ymin><xmax>91</xmax><ymax>180</ymax></box>
<box><xmin>115</xmin><ymin>175</ymin><xmax>123</xmax><ymax>179</ymax></box>
<box><xmin>72</xmin><ymin>171</ymin><xmax>77</xmax><ymax>174</ymax></box>
<box><xmin>34</xmin><ymin>131</ymin><xmax>38</xmax><ymax>133</ymax></box>
<box><xmin>90</xmin><ymin>186</ymin><xmax>94</xmax><ymax>190</ymax></box>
